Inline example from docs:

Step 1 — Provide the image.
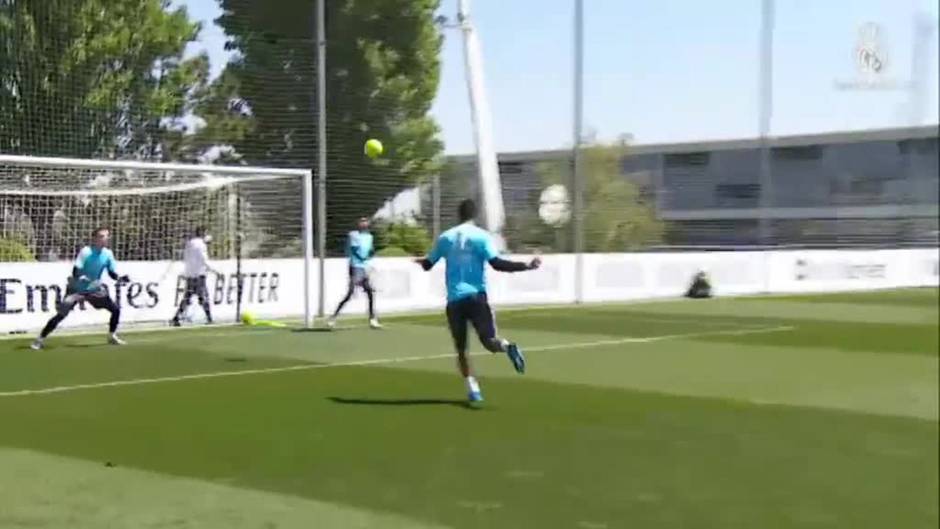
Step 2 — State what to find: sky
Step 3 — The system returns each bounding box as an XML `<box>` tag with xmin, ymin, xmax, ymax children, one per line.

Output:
<box><xmin>178</xmin><ymin>0</ymin><xmax>939</xmax><ymax>155</ymax></box>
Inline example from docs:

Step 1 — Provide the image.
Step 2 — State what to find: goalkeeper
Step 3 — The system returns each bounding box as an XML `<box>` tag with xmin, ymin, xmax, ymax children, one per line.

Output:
<box><xmin>31</xmin><ymin>227</ymin><xmax>130</xmax><ymax>350</ymax></box>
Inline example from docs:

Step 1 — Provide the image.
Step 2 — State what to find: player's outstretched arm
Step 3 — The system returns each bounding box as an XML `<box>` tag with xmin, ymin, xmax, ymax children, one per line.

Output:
<box><xmin>104</xmin><ymin>252</ymin><xmax>129</xmax><ymax>283</ymax></box>
<box><xmin>480</xmin><ymin>233</ymin><xmax>540</xmax><ymax>273</ymax></box>
<box><xmin>107</xmin><ymin>269</ymin><xmax>131</xmax><ymax>283</ymax></box>
<box><xmin>71</xmin><ymin>247</ymin><xmax>91</xmax><ymax>282</ymax></box>
<box><xmin>71</xmin><ymin>266</ymin><xmax>88</xmax><ymax>281</ymax></box>
<box><xmin>67</xmin><ymin>267</ymin><xmax>91</xmax><ymax>294</ymax></box>
<box><xmin>488</xmin><ymin>256</ymin><xmax>541</xmax><ymax>273</ymax></box>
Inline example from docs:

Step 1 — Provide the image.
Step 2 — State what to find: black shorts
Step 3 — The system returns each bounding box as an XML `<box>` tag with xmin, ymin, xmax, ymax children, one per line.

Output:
<box><xmin>59</xmin><ymin>290</ymin><xmax>118</xmax><ymax>314</ymax></box>
<box><xmin>348</xmin><ymin>267</ymin><xmax>373</xmax><ymax>290</ymax></box>
<box><xmin>182</xmin><ymin>276</ymin><xmax>209</xmax><ymax>299</ymax></box>
<box><xmin>446</xmin><ymin>293</ymin><xmax>497</xmax><ymax>350</ymax></box>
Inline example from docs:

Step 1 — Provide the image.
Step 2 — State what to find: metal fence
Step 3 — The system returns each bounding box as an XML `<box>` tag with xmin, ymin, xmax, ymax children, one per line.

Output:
<box><xmin>409</xmin><ymin>126</ymin><xmax>938</xmax><ymax>255</ymax></box>
<box><xmin>1</xmin><ymin>0</ymin><xmax>937</xmax><ymax>260</ymax></box>
<box><xmin>375</xmin><ymin>0</ymin><xmax>939</xmax><ymax>256</ymax></box>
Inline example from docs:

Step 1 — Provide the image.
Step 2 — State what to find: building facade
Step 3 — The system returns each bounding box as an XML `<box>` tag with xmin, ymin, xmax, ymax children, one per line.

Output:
<box><xmin>444</xmin><ymin>125</ymin><xmax>939</xmax><ymax>248</ymax></box>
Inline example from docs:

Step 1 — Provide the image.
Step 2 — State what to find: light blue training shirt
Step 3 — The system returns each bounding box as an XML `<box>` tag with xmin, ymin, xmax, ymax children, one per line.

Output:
<box><xmin>427</xmin><ymin>222</ymin><xmax>500</xmax><ymax>302</ymax></box>
<box><xmin>347</xmin><ymin>231</ymin><xmax>374</xmax><ymax>269</ymax></box>
<box><xmin>73</xmin><ymin>246</ymin><xmax>116</xmax><ymax>293</ymax></box>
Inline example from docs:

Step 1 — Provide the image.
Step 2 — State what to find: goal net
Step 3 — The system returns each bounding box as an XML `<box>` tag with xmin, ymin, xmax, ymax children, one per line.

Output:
<box><xmin>0</xmin><ymin>155</ymin><xmax>313</xmax><ymax>334</ymax></box>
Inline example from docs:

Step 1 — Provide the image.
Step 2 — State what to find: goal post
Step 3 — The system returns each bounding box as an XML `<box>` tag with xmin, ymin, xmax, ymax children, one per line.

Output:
<box><xmin>0</xmin><ymin>154</ymin><xmax>315</xmax><ymax>333</ymax></box>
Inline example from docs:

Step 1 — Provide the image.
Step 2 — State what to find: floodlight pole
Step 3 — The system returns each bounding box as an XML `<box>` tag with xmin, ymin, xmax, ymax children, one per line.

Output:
<box><xmin>572</xmin><ymin>0</ymin><xmax>584</xmax><ymax>303</ymax></box>
<box><xmin>758</xmin><ymin>0</ymin><xmax>774</xmax><ymax>246</ymax></box>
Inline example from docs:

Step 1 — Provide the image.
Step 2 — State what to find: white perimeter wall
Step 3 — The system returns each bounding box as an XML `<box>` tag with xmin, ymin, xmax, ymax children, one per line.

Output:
<box><xmin>1</xmin><ymin>249</ymin><xmax>937</xmax><ymax>333</ymax></box>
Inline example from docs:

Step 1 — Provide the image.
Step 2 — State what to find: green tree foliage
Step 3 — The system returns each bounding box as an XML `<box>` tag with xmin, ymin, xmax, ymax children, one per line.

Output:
<box><xmin>510</xmin><ymin>144</ymin><xmax>664</xmax><ymax>253</ymax></box>
<box><xmin>1</xmin><ymin>0</ymin><xmax>444</xmax><ymax>261</ymax></box>
<box><xmin>0</xmin><ymin>238</ymin><xmax>36</xmax><ymax>262</ymax></box>
<box><xmin>0</xmin><ymin>0</ymin><xmax>213</xmax><ymax>260</ymax></box>
<box><xmin>0</xmin><ymin>0</ymin><xmax>207</xmax><ymax>159</ymax></box>
<box><xmin>373</xmin><ymin>220</ymin><xmax>432</xmax><ymax>256</ymax></box>
<box><xmin>200</xmin><ymin>0</ymin><xmax>445</xmax><ymax>254</ymax></box>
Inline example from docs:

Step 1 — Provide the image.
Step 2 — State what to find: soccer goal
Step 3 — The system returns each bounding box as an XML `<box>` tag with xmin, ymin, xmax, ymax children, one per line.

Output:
<box><xmin>0</xmin><ymin>155</ymin><xmax>314</xmax><ymax>334</ymax></box>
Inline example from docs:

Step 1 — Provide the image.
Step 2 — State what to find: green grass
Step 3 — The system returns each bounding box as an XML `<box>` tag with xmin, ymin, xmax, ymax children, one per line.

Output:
<box><xmin>0</xmin><ymin>288</ymin><xmax>937</xmax><ymax>528</ymax></box>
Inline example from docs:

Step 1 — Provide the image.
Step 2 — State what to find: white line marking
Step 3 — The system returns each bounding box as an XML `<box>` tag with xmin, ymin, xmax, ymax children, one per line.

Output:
<box><xmin>0</xmin><ymin>325</ymin><xmax>793</xmax><ymax>398</ymax></box>
<box><xmin>0</xmin><ymin>292</ymin><xmax>773</xmax><ymax>342</ymax></box>
<box><xmin>1</xmin><ymin>323</ymin><xmax>371</xmax><ymax>345</ymax></box>
<box><xmin>526</xmin><ymin>325</ymin><xmax>795</xmax><ymax>351</ymax></box>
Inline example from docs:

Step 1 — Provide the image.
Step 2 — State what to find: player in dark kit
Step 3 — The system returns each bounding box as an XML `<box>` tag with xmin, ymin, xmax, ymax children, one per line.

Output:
<box><xmin>32</xmin><ymin>227</ymin><xmax>130</xmax><ymax>349</ymax></box>
<box><xmin>415</xmin><ymin>199</ymin><xmax>541</xmax><ymax>403</ymax></box>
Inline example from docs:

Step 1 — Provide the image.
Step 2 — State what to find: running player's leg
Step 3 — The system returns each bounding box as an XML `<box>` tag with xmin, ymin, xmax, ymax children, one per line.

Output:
<box><xmin>470</xmin><ymin>294</ymin><xmax>525</xmax><ymax>374</ymax></box>
<box><xmin>88</xmin><ymin>294</ymin><xmax>124</xmax><ymax>344</ymax></box>
<box><xmin>361</xmin><ymin>271</ymin><xmax>380</xmax><ymax>328</ymax></box>
<box><xmin>469</xmin><ymin>294</ymin><xmax>506</xmax><ymax>353</ymax></box>
<box><xmin>329</xmin><ymin>269</ymin><xmax>357</xmax><ymax>324</ymax></box>
<box><xmin>196</xmin><ymin>275</ymin><xmax>213</xmax><ymax>323</ymax></box>
<box><xmin>171</xmin><ymin>278</ymin><xmax>197</xmax><ymax>325</ymax></box>
<box><xmin>448</xmin><ymin>299</ymin><xmax>483</xmax><ymax>401</ymax></box>
<box><xmin>446</xmin><ymin>301</ymin><xmax>470</xmax><ymax>374</ymax></box>
<box><xmin>33</xmin><ymin>293</ymin><xmax>82</xmax><ymax>348</ymax></box>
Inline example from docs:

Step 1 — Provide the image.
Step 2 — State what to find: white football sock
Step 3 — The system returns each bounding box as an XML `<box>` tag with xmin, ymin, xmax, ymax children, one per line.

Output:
<box><xmin>465</xmin><ymin>376</ymin><xmax>481</xmax><ymax>394</ymax></box>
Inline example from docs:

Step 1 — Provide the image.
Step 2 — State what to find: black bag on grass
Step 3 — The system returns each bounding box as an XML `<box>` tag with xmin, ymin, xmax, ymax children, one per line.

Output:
<box><xmin>685</xmin><ymin>271</ymin><xmax>712</xmax><ymax>299</ymax></box>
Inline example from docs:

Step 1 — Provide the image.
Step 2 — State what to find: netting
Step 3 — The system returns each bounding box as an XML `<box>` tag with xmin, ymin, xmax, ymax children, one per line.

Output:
<box><xmin>2</xmin><ymin>0</ymin><xmax>937</xmax><ymax>260</ymax></box>
<box><xmin>0</xmin><ymin>157</ymin><xmax>308</xmax><ymax>263</ymax></box>
<box><xmin>429</xmin><ymin>128</ymin><xmax>939</xmax><ymax>253</ymax></box>
<box><xmin>571</xmin><ymin>1</ymin><xmax>939</xmax><ymax>251</ymax></box>
<box><xmin>202</xmin><ymin>0</ymin><xmax>445</xmax><ymax>257</ymax></box>
<box><xmin>1</xmin><ymin>0</ymin><xmax>442</xmax><ymax>258</ymax></box>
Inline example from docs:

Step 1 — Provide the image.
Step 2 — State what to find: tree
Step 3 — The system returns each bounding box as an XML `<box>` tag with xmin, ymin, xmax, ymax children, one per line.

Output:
<box><xmin>0</xmin><ymin>0</ymin><xmax>210</xmax><ymax>260</ymax></box>
<box><xmin>0</xmin><ymin>238</ymin><xmax>35</xmax><ymax>262</ymax></box>
<box><xmin>200</xmin><ymin>0</ymin><xmax>444</xmax><ymax>254</ymax></box>
<box><xmin>373</xmin><ymin>219</ymin><xmax>432</xmax><ymax>256</ymax></box>
<box><xmin>508</xmin><ymin>144</ymin><xmax>663</xmax><ymax>252</ymax></box>
<box><xmin>0</xmin><ymin>0</ymin><xmax>207</xmax><ymax>159</ymax></box>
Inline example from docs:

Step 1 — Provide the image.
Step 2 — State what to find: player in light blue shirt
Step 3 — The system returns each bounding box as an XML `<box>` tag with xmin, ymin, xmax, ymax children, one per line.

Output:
<box><xmin>416</xmin><ymin>199</ymin><xmax>541</xmax><ymax>403</ymax></box>
<box><xmin>328</xmin><ymin>217</ymin><xmax>381</xmax><ymax>329</ymax></box>
<box><xmin>32</xmin><ymin>227</ymin><xmax>130</xmax><ymax>349</ymax></box>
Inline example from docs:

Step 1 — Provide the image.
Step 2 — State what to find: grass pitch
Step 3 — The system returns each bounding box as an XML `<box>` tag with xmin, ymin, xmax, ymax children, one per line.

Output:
<box><xmin>0</xmin><ymin>289</ymin><xmax>936</xmax><ymax>528</ymax></box>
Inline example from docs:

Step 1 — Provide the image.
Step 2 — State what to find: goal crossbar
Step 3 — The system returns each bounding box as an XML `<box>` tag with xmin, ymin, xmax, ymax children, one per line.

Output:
<box><xmin>0</xmin><ymin>173</ymin><xmax>297</xmax><ymax>196</ymax></box>
<box><xmin>0</xmin><ymin>154</ymin><xmax>316</xmax><ymax>330</ymax></box>
<box><xmin>0</xmin><ymin>154</ymin><xmax>310</xmax><ymax>178</ymax></box>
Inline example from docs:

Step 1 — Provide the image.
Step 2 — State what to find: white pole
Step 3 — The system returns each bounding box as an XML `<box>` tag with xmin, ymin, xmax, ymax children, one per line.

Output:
<box><xmin>758</xmin><ymin>0</ymin><xmax>775</xmax><ymax>246</ymax></box>
<box><xmin>316</xmin><ymin>0</ymin><xmax>328</xmax><ymax>319</ymax></box>
<box><xmin>572</xmin><ymin>0</ymin><xmax>584</xmax><ymax>303</ymax></box>
<box><xmin>302</xmin><ymin>169</ymin><xmax>314</xmax><ymax>328</ymax></box>
<box><xmin>458</xmin><ymin>0</ymin><xmax>505</xmax><ymax>238</ymax></box>
<box><xmin>908</xmin><ymin>12</ymin><xmax>934</xmax><ymax>126</ymax></box>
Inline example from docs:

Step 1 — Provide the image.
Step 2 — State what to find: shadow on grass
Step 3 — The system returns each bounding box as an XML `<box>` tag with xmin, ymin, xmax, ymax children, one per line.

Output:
<box><xmin>48</xmin><ymin>342</ymin><xmax>106</xmax><ymax>349</ymax></box>
<box><xmin>328</xmin><ymin>396</ymin><xmax>477</xmax><ymax>410</ymax></box>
